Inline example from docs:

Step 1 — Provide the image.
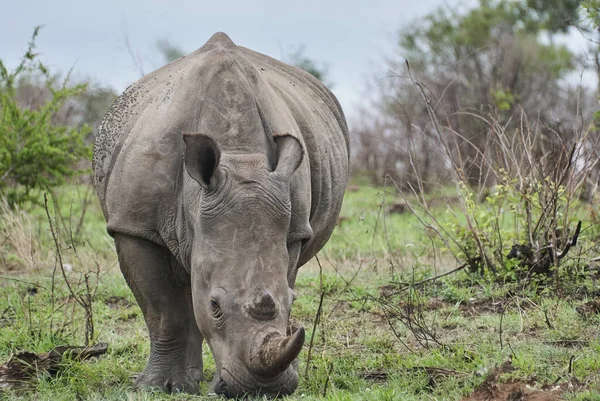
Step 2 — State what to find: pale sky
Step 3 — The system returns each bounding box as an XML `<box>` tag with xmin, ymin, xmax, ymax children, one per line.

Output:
<box><xmin>1</xmin><ymin>0</ymin><xmax>482</xmax><ymax>123</ymax></box>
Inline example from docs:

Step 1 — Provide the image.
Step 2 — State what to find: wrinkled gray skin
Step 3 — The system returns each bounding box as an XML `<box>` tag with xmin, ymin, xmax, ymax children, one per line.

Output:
<box><xmin>93</xmin><ymin>32</ymin><xmax>349</xmax><ymax>397</ymax></box>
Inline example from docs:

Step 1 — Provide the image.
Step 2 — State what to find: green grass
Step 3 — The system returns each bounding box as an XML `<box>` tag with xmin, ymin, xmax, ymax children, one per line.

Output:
<box><xmin>1</xmin><ymin>184</ymin><xmax>599</xmax><ymax>400</ymax></box>
<box><xmin>324</xmin><ymin>185</ymin><xmax>432</xmax><ymax>265</ymax></box>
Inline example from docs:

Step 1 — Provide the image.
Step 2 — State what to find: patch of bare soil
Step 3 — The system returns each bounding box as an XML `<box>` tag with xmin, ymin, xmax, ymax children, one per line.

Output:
<box><xmin>360</xmin><ymin>370</ymin><xmax>388</xmax><ymax>381</ymax></box>
<box><xmin>542</xmin><ymin>339</ymin><xmax>589</xmax><ymax>348</ymax></box>
<box><xmin>461</xmin><ymin>360</ymin><xmax>573</xmax><ymax>401</ymax></box>
<box><xmin>459</xmin><ymin>299</ymin><xmax>505</xmax><ymax>317</ymax></box>
<box><xmin>117</xmin><ymin>312</ymin><xmax>138</xmax><ymax>322</ymax></box>
<box><xmin>360</xmin><ymin>366</ymin><xmax>467</xmax><ymax>385</ymax></box>
<box><xmin>376</xmin><ymin>294</ymin><xmax>507</xmax><ymax>317</ymax></box>
<box><xmin>576</xmin><ymin>300</ymin><xmax>600</xmax><ymax>320</ymax></box>
<box><xmin>463</xmin><ymin>382</ymin><xmax>568</xmax><ymax>401</ymax></box>
<box><xmin>0</xmin><ymin>306</ymin><xmax>15</xmax><ymax>327</ymax></box>
<box><xmin>388</xmin><ymin>201</ymin><xmax>408</xmax><ymax>214</ymax></box>
<box><xmin>393</xmin><ymin>296</ymin><xmax>448</xmax><ymax>313</ymax></box>
<box><xmin>378</xmin><ymin>284</ymin><xmax>397</xmax><ymax>298</ymax></box>
<box><xmin>104</xmin><ymin>295</ymin><xmax>132</xmax><ymax>308</ymax></box>
<box><xmin>377</xmin><ymin>285</ymin><xmax>509</xmax><ymax>318</ymax></box>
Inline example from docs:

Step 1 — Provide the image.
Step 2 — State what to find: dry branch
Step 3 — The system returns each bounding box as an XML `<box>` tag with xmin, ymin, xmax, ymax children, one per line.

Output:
<box><xmin>0</xmin><ymin>343</ymin><xmax>108</xmax><ymax>389</ymax></box>
<box><xmin>304</xmin><ymin>256</ymin><xmax>326</xmax><ymax>380</ymax></box>
<box><xmin>389</xmin><ymin>263</ymin><xmax>469</xmax><ymax>292</ymax></box>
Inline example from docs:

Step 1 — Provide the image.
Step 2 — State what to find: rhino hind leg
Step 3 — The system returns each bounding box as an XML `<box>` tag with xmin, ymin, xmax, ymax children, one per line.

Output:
<box><xmin>114</xmin><ymin>234</ymin><xmax>204</xmax><ymax>394</ymax></box>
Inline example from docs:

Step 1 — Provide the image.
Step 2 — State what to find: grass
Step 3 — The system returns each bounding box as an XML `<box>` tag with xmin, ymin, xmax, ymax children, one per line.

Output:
<box><xmin>1</xmin><ymin>183</ymin><xmax>599</xmax><ymax>400</ymax></box>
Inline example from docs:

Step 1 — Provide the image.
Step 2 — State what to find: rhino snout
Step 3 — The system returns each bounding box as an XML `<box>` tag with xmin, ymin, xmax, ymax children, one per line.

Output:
<box><xmin>214</xmin><ymin>362</ymin><xmax>300</xmax><ymax>398</ymax></box>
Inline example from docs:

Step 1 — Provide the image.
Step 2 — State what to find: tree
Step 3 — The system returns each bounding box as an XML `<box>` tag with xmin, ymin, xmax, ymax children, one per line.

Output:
<box><xmin>156</xmin><ymin>38</ymin><xmax>186</xmax><ymax>64</ymax></box>
<box><xmin>79</xmin><ymin>84</ymin><xmax>118</xmax><ymax>135</ymax></box>
<box><xmin>525</xmin><ymin>0</ymin><xmax>582</xmax><ymax>33</ymax></box>
<box><xmin>0</xmin><ymin>27</ymin><xmax>92</xmax><ymax>204</ymax></box>
<box><xmin>13</xmin><ymin>74</ymin><xmax>117</xmax><ymax>139</ymax></box>
<box><xmin>583</xmin><ymin>0</ymin><xmax>600</xmax><ymax>25</ymax></box>
<box><xmin>355</xmin><ymin>0</ymin><xmax>591</xmax><ymax>188</ymax></box>
<box><xmin>287</xmin><ymin>46</ymin><xmax>332</xmax><ymax>87</ymax></box>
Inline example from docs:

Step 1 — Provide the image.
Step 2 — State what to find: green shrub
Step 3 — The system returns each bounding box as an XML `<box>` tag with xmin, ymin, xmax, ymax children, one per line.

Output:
<box><xmin>0</xmin><ymin>27</ymin><xmax>92</xmax><ymax>205</ymax></box>
<box><xmin>440</xmin><ymin>173</ymin><xmax>589</xmax><ymax>284</ymax></box>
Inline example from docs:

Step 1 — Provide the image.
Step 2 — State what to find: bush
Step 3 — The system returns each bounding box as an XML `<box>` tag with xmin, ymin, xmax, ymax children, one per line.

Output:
<box><xmin>397</xmin><ymin>87</ymin><xmax>600</xmax><ymax>291</ymax></box>
<box><xmin>0</xmin><ymin>27</ymin><xmax>92</xmax><ymax>205</ymax></box>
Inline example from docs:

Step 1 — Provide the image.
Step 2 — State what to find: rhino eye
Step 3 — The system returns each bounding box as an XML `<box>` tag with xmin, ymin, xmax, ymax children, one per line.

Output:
<box><xmin>210</xmin><ymin>299</ymin><xmax>223</xmax><ymax>320</ymax></box>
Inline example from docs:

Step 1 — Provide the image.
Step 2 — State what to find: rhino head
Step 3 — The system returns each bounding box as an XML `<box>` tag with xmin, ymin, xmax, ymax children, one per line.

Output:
<box><xmin>183</xmin><ymin>132</ymin><xmax>306</xmax><ymax>397</ymax></box>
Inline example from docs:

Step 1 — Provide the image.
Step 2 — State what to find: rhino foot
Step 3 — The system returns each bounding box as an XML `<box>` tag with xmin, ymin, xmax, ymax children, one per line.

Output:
<box><xmin>136</xmin><ymin>366</ymin><xmax>203</xmax><ymax>394</ymax></box>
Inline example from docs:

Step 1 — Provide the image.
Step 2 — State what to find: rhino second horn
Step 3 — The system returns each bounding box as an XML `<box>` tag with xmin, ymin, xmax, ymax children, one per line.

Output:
<box><xmin>248</xmin><ymin>327</ymin><xmax>305</xmax><ymax>376</ymax></box>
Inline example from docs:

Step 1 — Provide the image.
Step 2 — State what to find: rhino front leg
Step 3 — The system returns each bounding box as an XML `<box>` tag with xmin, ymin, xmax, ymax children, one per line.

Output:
<box><xmin>114</xmin><ymin>234</ymin><xmax>203</xmax><ymax>394</ymax></box>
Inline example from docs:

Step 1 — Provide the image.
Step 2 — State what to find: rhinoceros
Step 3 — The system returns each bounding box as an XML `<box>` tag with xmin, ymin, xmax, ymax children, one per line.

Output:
<box><xmin>93</xmin><ymin>32</ymin><xmax>349</xmax><ymax>397</ymax></box>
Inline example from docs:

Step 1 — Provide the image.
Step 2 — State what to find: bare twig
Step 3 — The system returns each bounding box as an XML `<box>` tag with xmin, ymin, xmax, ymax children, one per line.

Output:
<box><xmin>321</xmin><ymin>361</ymin><xmax>334</xmax><ymax>397</ymax></box>
<box><xmin>120</xmin><ymin>19</ymin><xmax>145</xmax><ymax>77</ymax></box>
<box><xmin>304</xmin><ymin>256</ymin><xmax>325</xmax><ymax>380</ymax></box>
<box><xmin>44</xmin><ymin>193</ymin><xmax>96</xmax><ymax>345</ymax></box>
<box><xmin>44</xmin><ymin>193</ymin><xmax>82</xmax><ymax>309</ymax></box>
<box><xmin>390</xmin><ymin>263</ymin><xmax>468</xmax><ymax>291</ymax></box>
<box><xmin>0</xmin><ymin>343</ymin><xmax>108</xmax><ymax>389</ymax></box>
<box><xmin>499</xmin><ymin>305</ymin><xmax>505</xmax><ymax>349</ymax></box>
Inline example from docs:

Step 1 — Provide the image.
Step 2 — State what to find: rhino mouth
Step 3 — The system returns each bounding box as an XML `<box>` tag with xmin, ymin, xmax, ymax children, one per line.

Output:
<box><xmin>215</xmin><ymin>364</ymin><xmax>299</xmax><ymax>398</ymax></box>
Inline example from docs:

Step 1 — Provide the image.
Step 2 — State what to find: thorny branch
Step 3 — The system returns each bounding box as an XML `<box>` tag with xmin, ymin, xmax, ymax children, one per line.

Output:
<box><xmin>44</xmin><ymin>193</ymin><xmax>96</xmax><ymax>345</ymax></box>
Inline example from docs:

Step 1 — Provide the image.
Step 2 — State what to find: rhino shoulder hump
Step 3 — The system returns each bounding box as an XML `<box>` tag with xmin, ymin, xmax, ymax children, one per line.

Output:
<box><xmin>204</xmin><ymin>32</ymin><xmax>237</xmax><ymax>49</ymax></box>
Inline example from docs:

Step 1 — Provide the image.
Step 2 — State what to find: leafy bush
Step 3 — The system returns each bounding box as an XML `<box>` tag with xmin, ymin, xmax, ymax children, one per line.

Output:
<box><xmin>0</xmin><ymin>27</ymin><xmax>92</xmax><ymax>205</ymax></box>
<box><xmin>397</xmin><ymin>91</ymin><xmax>600</xmax><ymax>290</ymax></box>
<box><xmin>439</xmin><ymin>175</ymin><xmax>589</xmax><ymax>285</ymax></box>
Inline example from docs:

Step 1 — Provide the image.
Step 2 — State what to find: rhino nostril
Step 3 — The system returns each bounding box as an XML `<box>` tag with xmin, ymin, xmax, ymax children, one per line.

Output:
<box><xmin>245</xmin><ymin>289</ymin><xmax>280</xmax><ymax>321</ymax></box>
<box><xmin>257</xmin><ymin>291</ymin><xmax>276</xmax><ymax>309</ymax></box>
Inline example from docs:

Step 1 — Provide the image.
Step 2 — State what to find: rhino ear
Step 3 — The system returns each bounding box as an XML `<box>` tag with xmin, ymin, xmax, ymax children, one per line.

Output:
<box><xmin>273</xmin><ymin>134</ymin><xmax>303</xmax><ymax>179</ymax></box>
<box><xmin>183</xmin><ymin>133</ymin><xmax>221</xmax><ymax>188</ymax></box>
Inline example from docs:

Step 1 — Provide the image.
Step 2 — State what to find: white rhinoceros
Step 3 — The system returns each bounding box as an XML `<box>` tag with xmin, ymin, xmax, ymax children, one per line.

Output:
<box><xmin>93</xmin><ymin>32</ymin><xmax>349</xmax><ymax>397</ymax></box>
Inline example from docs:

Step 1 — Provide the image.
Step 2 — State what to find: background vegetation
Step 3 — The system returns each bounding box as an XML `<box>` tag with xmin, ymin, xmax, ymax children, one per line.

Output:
<box><xmin>1</xmin><ymin>0</ymin><xmax>600</xmax><ymax>400</ymax></box>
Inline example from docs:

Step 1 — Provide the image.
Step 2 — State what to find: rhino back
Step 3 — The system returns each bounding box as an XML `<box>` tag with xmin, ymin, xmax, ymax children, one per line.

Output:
<box><xmin>236</xmin><ymin>48</ymin><xmax>349</xmax><ymax>264</ymax></box>
<box><xmin>93</xmin><ymin>33</ymin><xmax>349</xmax><ymax>263</ymax></box>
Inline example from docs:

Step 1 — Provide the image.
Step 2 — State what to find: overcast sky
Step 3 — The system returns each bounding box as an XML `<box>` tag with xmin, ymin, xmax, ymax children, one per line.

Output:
<box><xmin>1</xmin><ymin>0</ymin><xmax>486</xmax><ymax>122</ymax></box>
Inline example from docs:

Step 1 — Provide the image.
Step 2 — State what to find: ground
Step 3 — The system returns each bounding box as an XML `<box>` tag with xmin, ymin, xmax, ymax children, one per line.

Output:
<box><xmin>0</xmin><ymin>184</ymin><xmax>599</xmax><ymax>400</ymax></box>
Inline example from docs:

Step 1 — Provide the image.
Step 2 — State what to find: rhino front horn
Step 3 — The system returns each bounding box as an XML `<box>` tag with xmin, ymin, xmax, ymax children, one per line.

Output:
<box><xmin>247</xmin><ymin>326</ymin><xmax>305</xmax><ymax>376</ymax></box>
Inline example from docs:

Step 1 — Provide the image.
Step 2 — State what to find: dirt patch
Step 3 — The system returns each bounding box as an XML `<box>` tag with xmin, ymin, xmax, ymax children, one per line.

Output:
<box><xmin>117</xmin><ymin>312</ymin><xmax>138</xmax><ymax>322</ymax></box>
<box><xmin>104</xmin><ymin>295</ymin><xmax>132</xmax><ymax>308</ymax></box>
<box><xmin>462</xmin><ymin>382</ymin><xmax>567</xmax><ymax>401</ymax></box>
<box><xmin>394</xmin><ymin>297</ymin><xmax>448</xmax><ymax>313</ymax></box>
<box><xmin>543</xmin><ymin>339</ymin><xmax>589</xmax><ymax>348</ymax></box>
<box><xmin>389</xmin><ymin>201</ymin><xmax>408</xmax><ymax>214</ymax></box>
<box><xmin>576</xmin><ymin>300</ymin><xmax>600</xmax><ymax>319</ymax></box>
<box><xmin>360</xmin><ymin>370</ymin><xmax>388</xmax><ymax>381</ymax></box>
<box><xmin>376</xmin><ymin>287</ymin><xmax>509</xmax><ymax>318</ymax></box>
<box><xmin>379</xmin><ymin>284</ymin><xmax>396</xmax><ymax>298</ymax></box>
<box><xmin>459</xmin><ymin>299</ymin><xmax>505</xmax><ymax>317</ymax></box>
<box><xmin>461</xmin><ymin>360</ymin><xmax>572</xmax><ymax>401</ymax></box>
<box><xmin>0</xmin><ymin>306</ymin><xmax>15</xmax><ymax>328</ymax></box>
<box><xmin>360</xmin><ymin>366</ymin><xmax>467</xmax><ymax>386</ymax></box>
<box><xmin>425</xmin><ymin>297</ymin><xmax>447</xmax><ymax>311</ymax></box>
